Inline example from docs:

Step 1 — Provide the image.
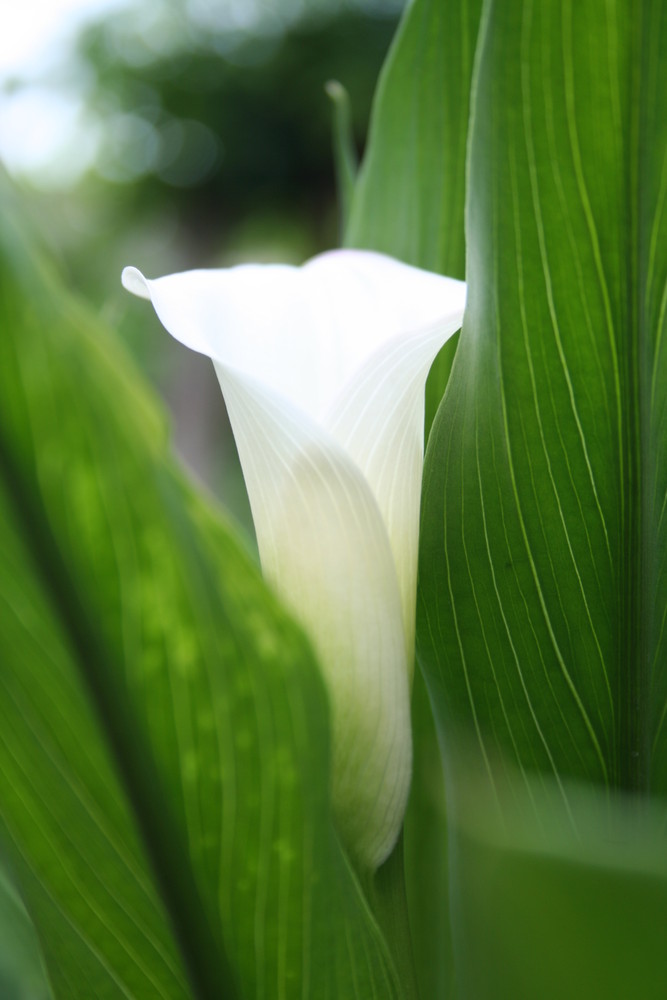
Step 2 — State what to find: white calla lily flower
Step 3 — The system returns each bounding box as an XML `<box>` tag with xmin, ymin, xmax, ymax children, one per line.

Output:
<box><xmin>122</xmin><ymin>249</ymin><xmax>465</xmax><ymax>869</ymax></box>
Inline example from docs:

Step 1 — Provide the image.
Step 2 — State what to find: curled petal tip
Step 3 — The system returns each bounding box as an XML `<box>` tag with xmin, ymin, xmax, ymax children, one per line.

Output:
<box><xmin>121</xmin><ymin>266</ymin><xmax>152</xmax><ymax>300</ymax></box>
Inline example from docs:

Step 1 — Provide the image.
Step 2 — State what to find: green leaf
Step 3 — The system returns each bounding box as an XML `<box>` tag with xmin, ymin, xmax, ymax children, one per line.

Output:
<box><xmin>450</xmin><ymin>772</ymin><xmax>667</xmax><ymax>1000</ymax></box>
<box><xmin>344</xmin><ymin>0</ymin><xmax>482</xmax><ymax>439</ymax></box>
<box><xmin>419</xmin><ymin>0</ymin><xmax>667</xmax><ymax>801</ymax></box>
<box><xmin>0</xmin><ymin>183</ymin><xmax>403</xmax><ymax>998</ymax></box>
<box><xmin>345</xmin><ymin>0</ymin><xmax>481</xmax><ymax>278</ymax></box>
<box><xmin>0</xmin><ymin>864</ymin><xmax>52</xmax><ymax>1000</ymax></box>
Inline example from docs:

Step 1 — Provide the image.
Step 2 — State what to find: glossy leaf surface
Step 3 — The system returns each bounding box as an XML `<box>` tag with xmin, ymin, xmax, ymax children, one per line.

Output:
<box><xmin>419</xmin><ymin>0</ymin><xmax>667</xmax><ymax>803</ymax></box>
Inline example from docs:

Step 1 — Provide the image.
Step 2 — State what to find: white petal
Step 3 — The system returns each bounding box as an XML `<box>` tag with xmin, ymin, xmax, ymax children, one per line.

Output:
<box><xmin>121</xmin><ymin>265</ymin><xmax>152</xmax><ymax>300</ymax></box>
<box><xmin>217</xmin><ymin>365</ymin><xmax>412</xmax><ymax>869</ymax></box>
<box><xmin>325</xmin><ymin>296</ymin><xmax>466</xmax><ymax>668</ymax></box>
<box><xmin>122</xmin><ymin>250</ymin><xmax>466</xmax><ymax>867</ymax></box>
<box><xmin>121</xmin><ymin>251</ymin><xmax>463</xmax><ymax>423</ymax></box>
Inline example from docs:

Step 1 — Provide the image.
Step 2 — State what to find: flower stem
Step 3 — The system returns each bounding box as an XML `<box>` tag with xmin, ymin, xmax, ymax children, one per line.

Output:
<box><xmin>366</xmin><ymin>834</ymin><xmax>420</xmax><ymax>1000</ymax></box>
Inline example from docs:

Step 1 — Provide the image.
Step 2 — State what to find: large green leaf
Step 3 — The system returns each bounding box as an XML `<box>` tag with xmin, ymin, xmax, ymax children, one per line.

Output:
<box><xmin>451</xmin><ymin>771</ymin><xmax>667</xmax><ymax>1000</ymax></box>
<box><xmin>0</xmin><ymin>865</ymin><xmax>52</xmax><ymax>1000</ymax></box>
<box><xmin>345</xmin><ymin>0</ymin><xmax>481</xmax><ymax>278</ymax></box>
<box><xmin>419</xmin><ymin>0</ymin><xmax>667</xmax><ymax>800</ymax></box>
<box><xmin>345</xmin><ymin>0</ymin><xmax>483</xmax><ymax>438</ymax></box>
<box><xmin>0</xmin><ymin>185</ymin><xmax>402</xmax><ymax>998</ymax></box>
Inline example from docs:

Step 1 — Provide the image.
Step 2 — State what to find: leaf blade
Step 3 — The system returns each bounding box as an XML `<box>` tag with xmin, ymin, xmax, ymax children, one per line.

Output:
<box><xmin>418</xmin><ymin>0</ymin><xmax>667</xmax><ymax>806</ymax></box>
<box><xmin>0</xmin><ymin>184</ymin><xmax>403</xmax><ymax>998</ymax></box>
<box><xmin>451</xmin><ymin>771</ymin><xmax>667</xmax><ymax>1000</ymax></box>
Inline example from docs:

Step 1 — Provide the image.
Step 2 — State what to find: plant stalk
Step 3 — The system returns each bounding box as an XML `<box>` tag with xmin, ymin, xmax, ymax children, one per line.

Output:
<box><xmin>365</xmin><ymin>834</ymin><xmax>420</xmax><ymax>1000</ymax></box>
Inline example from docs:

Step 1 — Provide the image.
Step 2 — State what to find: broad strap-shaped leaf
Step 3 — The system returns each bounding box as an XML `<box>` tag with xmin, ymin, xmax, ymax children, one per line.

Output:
<box><xmin>450</xmin><ymin>770</ymin><xmax>667</xmax><ymax>1000</ymax></box>
<box><xmin>345</xmin><ymin>0</ymin><xmax>482</xmax><ymax>279</ymax></box>
<box><xmin>0</xmin><ymin>865</ymin><xmax>52</xmax><ymax>1000</ymax></box>
<box><xmin>419</xmin><ymin>0</ymin><xmax>667</xmax><ymax>803</ymax></box>
<box><xmin>0</xmin><ymin>478</ymin><xmax>194</xmax><ymax>999</ymax></box>
<box><xmin>0</xmin><ymin>186</ymin><xmax>404</xmax><ymax>998</ymax></box>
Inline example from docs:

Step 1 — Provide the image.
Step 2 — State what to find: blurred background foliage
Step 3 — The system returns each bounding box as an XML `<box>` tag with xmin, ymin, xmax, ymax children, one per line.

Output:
<box><xmin>2</xmin><ymin>0</ymin><xmax>402</xmax><ymax>531</ymax></box>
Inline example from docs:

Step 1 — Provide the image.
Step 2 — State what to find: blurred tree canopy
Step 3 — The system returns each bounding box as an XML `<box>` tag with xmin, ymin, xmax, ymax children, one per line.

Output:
<box><xmin>59</xmin><ymin>1</ymin><xmax>401</xmax><ymax>294</ymax></box>
<box><xmin>82</xmin><ymin>4</ymin><xmax>399</xmax><ymax>211</ymax></box>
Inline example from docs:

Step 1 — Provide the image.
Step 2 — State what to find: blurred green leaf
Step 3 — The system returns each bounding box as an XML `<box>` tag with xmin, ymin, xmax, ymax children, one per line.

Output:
<box><xmin>0</xmin><ymin>865</ymin><xmax>52</xmax><ymax>1000</ymax></box>
<box><xmin>451</xmin><ymin>772</ymin><xmax>667</xmax><ymax>1000</ymax></box>
<box><xmin>0</xmin><ymin>184</ymin><xmax>403</xmax><ymax>998</ymax></box>
<box><xmin>419</xmin><ymin>0</ymin><xmax>667</xmax><ymax>800</ymax></box>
